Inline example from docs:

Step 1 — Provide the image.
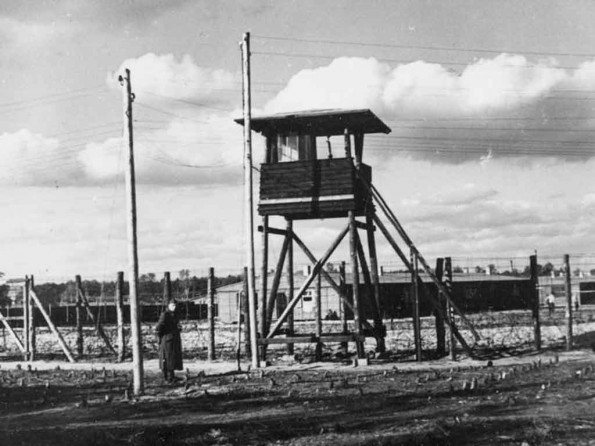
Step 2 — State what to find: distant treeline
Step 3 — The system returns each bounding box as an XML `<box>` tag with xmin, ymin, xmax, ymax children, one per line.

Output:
<box><xmin>2</xmin><ymin>270</ymin><xmax>243</xmax><ymax>308</ymax></box>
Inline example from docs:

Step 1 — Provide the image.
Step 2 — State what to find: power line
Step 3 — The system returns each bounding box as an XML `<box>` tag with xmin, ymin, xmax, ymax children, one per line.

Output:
<box><xmin>253</xmin><ymin>50</ymin><xmax>586</xmax><ymax>71</ymax></box>
<box><xmin>254</xmin><ymin>34</ymin><xmax>595</xmax><ymax>59</ymax></box>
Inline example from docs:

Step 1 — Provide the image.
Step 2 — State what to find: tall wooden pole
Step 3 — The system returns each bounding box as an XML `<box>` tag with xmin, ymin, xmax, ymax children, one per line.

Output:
<box><xmin>75</xmin><ymin>275</ymin><xmax>84</xmax><ymax>357</ymax></box>
<box><xmin>120</xmin><ymin>68</ymin><xmax>143</xmax><ymax>394</ymax></box>
<box><xmin>529</xmin><ymin>255</ymin><xmax>541</xmax><ymax>351</ymax></box>
<box><xmin>411</xmin><ymin>250</ymin><xmax>422</xmax><ymax>361</ymax></box>
<box><xmin>366</xmin><ymin>213</ymin><xmax>385</xmax><ymax>353</ymax></box>
<box><xmin>286</xmin><ymin>219</ymin><xmax>295</xmax><ymax>355</ymax></box>
<box><xmin>116</xmin><ymin>271</ymin><xmax>125</xmax><ymax>362</ymax></box>
<box><xmin>348</xmin><ymin>211</ymin><xmax>364</xmax><ymax>358</ymax></box>
<box><xmin>240</xmin><ymin>32</ymin><xmax>259</xmax><ymax>369</ymax></box>
<box><xmin>564</xmin><ymin>254</ymin><xmax>573</xmax><ymax>351</ymax></box>
<box><xmin>208</xmin><ymin>267</ymin><xmax>216</xmax><ymax>361</ymax></box>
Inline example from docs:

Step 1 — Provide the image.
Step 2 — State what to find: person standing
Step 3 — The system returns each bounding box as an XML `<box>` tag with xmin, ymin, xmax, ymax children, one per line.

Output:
<box><xmin>156</xmin><ymin>300</ymin><xmax>183</xmax><ymax>382</ymax></box>
<box><xmin>545</xmin><ymin>293</ymin><xmax>556</xmax><ymax>316</ymax></box>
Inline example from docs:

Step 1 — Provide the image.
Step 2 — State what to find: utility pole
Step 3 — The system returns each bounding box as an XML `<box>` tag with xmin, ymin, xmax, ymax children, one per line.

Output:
<box><xmin>240</xmin><ymin>32</ymin><xmax>259</xmax><ymax>369</ymax></box>
<box><xmin>119</xmin><ymin>68</ymin><xmax>144</xmax><ymax>394</ymax></box>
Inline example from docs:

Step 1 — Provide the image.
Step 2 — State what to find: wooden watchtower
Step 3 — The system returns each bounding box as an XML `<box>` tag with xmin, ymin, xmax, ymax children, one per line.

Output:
<box><xmin>237</xmin><ymin>109</ymin><xmax>392</xmax><ymax>359</ymax></box>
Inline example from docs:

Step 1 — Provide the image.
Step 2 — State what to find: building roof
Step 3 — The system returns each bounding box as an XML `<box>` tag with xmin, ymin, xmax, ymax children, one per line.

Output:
<box><xmin>212</xmin><ymin>270</ymin><xmax>530</xmax><ymax>294</ymax></box>
<box><xmin>234</xmin><ymin>109</ymin><xmax>391</xmax><ymax>137</ymax></box>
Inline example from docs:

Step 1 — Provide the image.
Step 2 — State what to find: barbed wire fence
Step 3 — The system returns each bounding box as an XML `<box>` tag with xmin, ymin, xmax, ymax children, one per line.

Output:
<box><xmin>2</xmin><ymin>254</ymin><xmax>595</xmax><ymax>360</ymax></box>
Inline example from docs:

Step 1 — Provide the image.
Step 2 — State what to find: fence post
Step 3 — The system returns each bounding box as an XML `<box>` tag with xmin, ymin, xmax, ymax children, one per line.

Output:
<box><xmin>564</xmin><ymin>254</ymin><xmax>573</xmax><ymax>351</ymax></box>
<box><xmin>208</xmin><ymin>267</ymin><xmax>216</xmax><ymax>361</ymax></box>
<box><xmin>444</xmin><ymin>258</ymin><xmax>456</xmax><ymax>361</ymax></box>
<box><xmin>75</xmin><ymin>275</ymin><xmax>84</xmax><ymax>357</ymax></box>
<box><xmin>411</xmin><ymin>249</ymin><xmax>422</xmax><ymax>361</ymax></box>
<box><xmin>530</xmin><ymin>255</ymin><xmax>541</xmax><ymax>350</ymax></box>
<box><xmin>242</xmin><ymin>267</ymin><xmax>251</xmax><ymax>356</ymax></box>
<box><xmin>339</xmin><ymin>261</ymin><xmax>348</xmax><ymax>354</ymax></box>
<box><xmin>23</xmin><ymin>277</ymin><xmax>30</xmax><ymax>360</ymax></box>
<box><xmin>434</xmin><ymin>258</ymin><xmax>446</xmax><ymax>357</ymax></box>
<box><xmin>116</xmin><ymin>271</ymin><xmax>125</xmax><ymax>362</ymax></box>
<box><xmin>28</xmin><ymin>276</ymin><xmax>36</xmax><ymax>360</ymax></box>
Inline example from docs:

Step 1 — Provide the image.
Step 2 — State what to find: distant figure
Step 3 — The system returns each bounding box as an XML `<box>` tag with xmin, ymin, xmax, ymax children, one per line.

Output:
<box><xmin>325</xmin><ymin>309</ymin><xmax>339</xmax><ymax>321</ymax></box>
<box><xmin>545</xmin><ymin>293</ymin><xmax>556</xmax><ymax>315</ymax></box>
<box><xmin>156</xmin><ymin>300</ymin><xmax>183</xmax><ymax>383</ymax></box>
<box><xmin>572</xmin><ymin>293</ymin><xmax>580</xmax><ymax>312</ymax></box>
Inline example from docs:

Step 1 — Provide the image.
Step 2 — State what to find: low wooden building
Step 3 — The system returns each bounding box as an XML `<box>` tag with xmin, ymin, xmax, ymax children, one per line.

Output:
<box><xmin>210</xmin><ymin>270</ymin><xmax>533</xmax><ymax>324</ymax></box>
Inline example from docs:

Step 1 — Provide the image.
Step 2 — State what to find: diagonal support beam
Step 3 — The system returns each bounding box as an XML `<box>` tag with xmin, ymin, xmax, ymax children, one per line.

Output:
<box><xmin>266</xmin><ymin>223</ymin><xmax>350</xmax><ymax>338</ymax></box>
<box><xmin>372</xmin><ymin>213</ymin><xmax>475</xmax><ymax>355</ymax></box>
<box><xmin>362</xmin><ymin>176</ymin><xmax>480</xmax><ymax>341</ymax></box>
<box><xmin>77</xmin><ymin>288</ymin><xmax>117</xmax><ymax>355</ymax></box>
<box><xmin>30</xmin><ymin>290</ymin><xmax>75</xmax><ymax>362</ymax></box>
<box><xmin>266</xmin><ymin>229</ymin><xmax>291</xmax><ymax>331</ymax></box>
<box><xmin>354</xmin><ymin>230</ymin><xmax>382</xmax><ymax>326</ymax></box>
<box><xmin>292</xmin><ymin>232</ymin><xmax>376</xmax><ymax>334</ymax></box>
<box><xmin>0</xmin><ymin>310</ymin><xmax>25</xmax><ymax>353</ymax></box>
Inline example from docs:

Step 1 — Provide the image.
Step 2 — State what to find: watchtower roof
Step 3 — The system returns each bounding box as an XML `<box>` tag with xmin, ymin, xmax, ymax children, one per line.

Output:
<box><xmin>235</xmin><ymin>108</ymin><xmax>391</xmax><ymax>136</ymax></box>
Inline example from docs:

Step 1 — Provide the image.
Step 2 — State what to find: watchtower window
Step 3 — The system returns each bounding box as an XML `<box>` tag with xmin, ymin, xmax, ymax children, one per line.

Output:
<box><xmin>275</xmin><ymin>133</ymin><xmax>316</xmax><ymax>162</ymax></box>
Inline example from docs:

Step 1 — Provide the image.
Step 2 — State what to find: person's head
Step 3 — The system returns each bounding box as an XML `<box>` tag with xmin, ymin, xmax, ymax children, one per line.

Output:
<box><xmin>167</xmin><ymin>300</ymin><xmax>177</xmax><ymax>312</ymax></box>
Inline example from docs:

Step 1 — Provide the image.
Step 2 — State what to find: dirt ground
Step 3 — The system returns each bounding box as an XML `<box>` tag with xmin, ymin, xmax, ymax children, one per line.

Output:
<box><xmin>1</xmin><ymin>348</ymin><xmax>595</xmax><ymax>446</ymax></box>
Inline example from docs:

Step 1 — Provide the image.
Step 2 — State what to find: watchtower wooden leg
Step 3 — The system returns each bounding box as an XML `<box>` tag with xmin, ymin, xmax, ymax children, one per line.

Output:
<box><xmin>348</xmin><ymin>210</ymin><xmax>364</xmax><ymax>358</ymax></box>
<box><xmin>286</xmin><ymin>219</ymin><xmax>295</xmax><ymax>355</ymax></box>
<box><xmin>366</xmin><ymin>213</ymin><xmax>385</xmax><ymax>353</ymax></box>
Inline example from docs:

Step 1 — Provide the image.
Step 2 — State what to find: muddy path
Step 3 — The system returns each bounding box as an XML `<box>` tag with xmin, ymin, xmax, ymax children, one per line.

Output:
<box><xmin>1</xmin><ymin>350</ymin><xmax>595</xmax><ymax>445</ymax></box>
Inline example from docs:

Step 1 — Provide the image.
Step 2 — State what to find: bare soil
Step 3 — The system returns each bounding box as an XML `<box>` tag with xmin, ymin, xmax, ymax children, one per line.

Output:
<box><xmin>2</xmin><ymin>349</ymin><xmax>595</xmax><ymax>445</ymax></box>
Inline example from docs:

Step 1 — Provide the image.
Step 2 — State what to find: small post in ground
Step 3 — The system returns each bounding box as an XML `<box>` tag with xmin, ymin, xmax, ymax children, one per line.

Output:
<box><xmin>444</xmin><ymin>257</ymin><xmax>456</xmax><ymax>361</ymax></box>
<box><xmin>529</xmin><ymin>255</ymin><xmax>541</xmax><ymax>351</ymax></box>
<box><xmin>28</xmin><ymin>276</ymin><xmax>36</xmax><ymax>361</ymax></box>
<box><xmin>208</xmin><ymin>267</ymin><xmax>216</xmax><ymax>361</ymax></box>
<box><xmin>339</xmin><ymin>261</ymin><xmax>348</xmax><ymax>354</ymax></box>
<box><xmin>75</xmin><ymin>275</ymin><xmax>84</xmax><ymax>357</ymax></box>
<box><xmin>564</xmin><ymin>254</ymin><xmax>573</xmax><ymax>351</ymax></box>
<box><xmin>434</xmin><ymin>258</ymin><xmax>446</xmax><ymax>357</ymax></box>
<box><xmin>116</xmin><ymin>271</ymin><xmax>125</xmax><ymax>362</ymax></box>
<box><xmin>23</xmin><ymin>277</ymin><xmax>30</xmax><ymax>360</ymax></box>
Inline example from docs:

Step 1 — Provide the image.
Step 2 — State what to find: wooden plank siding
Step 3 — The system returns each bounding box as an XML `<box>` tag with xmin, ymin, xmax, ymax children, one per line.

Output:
<box><xmin>259</xmin><ymin>158</ymin><xmax>372</xmax><ymax>219</ymax></box>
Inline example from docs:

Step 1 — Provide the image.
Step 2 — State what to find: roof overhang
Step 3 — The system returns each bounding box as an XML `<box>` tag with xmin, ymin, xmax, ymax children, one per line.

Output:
<box><xmin>235</xmin><ymin>108</ymin><xmax>391</xmax><ymax>137</ymax></box>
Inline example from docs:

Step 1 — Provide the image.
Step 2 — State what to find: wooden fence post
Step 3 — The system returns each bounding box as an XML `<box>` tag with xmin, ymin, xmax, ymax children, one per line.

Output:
<box><xmin>242</xmin><ymin>267</ymin><xmax>251</xmax><ymax>356</ymax></box>
<box><xmin>530</xmin><ymin>255</ymin><xmax>541</xmax><ymax>351</ymax></box>
<box><xmin>434</xmin><ymin>258</ymin><xmax>446</xmax><ymax>357</ymax></box>
<box><xmin>28</xmin><ymin>276</ymin><xmax>36</xmax><ymax>361</ymax></box>
<box><xmin>339</xmin><ymin>261</ymin><xmax>348</xmax><ymax>354</ymax></box>
<box><xmin>444</xmin><ymin>258</ymin><xmax>456</xmax><ymax>361</ymax></box>
<box><xmin>315</xmin><ymin>273</ymin><xmax>322</xmax><ymax>361</ymax></box>
<box><xmin>208</xmin><ymin>267</ymin><xmax>216</xmax><ymax>361</ymax></box>
<box><xmin>116</xmin><ymin>271</ymin><xmax>125</xmax><ymax>362</ymax></box>
<box><xmin>75</xmin><ymin>275</ymin><xmax>84</xmax><ymax>357</ymax></box>
<box><xmin>23</xmin><ymin>277</ymin><xmax>30</xmax><ymax>360</ymax></box>
<box><xmin>411</xmin><ymin>249</ymin><xmax>422</xmax><ymax>361</ymax></box>
<box><xmin>564</xmin><ymin>254</ymin><xmax>573</xmax><ymax>351</ymax></box>
<box><xmin>163</xmin><ymin>272</ymin><xmax>172</xmax><ymax>304</ymax></box>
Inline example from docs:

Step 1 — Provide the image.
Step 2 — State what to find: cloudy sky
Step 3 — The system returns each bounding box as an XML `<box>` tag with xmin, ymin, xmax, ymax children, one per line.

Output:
<box><xmin>2</xmin><ymin>0</ymin><xmax>595</xmax><ymax>282</ymax></box>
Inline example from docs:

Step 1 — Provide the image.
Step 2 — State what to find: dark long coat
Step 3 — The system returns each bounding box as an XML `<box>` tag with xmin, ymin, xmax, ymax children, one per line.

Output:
<box><xmin>155</xmin><ymin>310</ymin><xmax>183</xmax><ymax>371</ymax></box>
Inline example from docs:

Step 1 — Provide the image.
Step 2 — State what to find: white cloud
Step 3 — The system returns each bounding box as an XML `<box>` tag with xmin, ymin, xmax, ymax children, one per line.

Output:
<box><xmin>0</xmin><ymin>129</ymin><xmax>81</xmax><ymax>186</ymax></box>
<box><xmin>264</xmin><ymin>54</ymin><xmax>595</xmax><ymax>163</ymax></box>
<box><xmin>107</xmin><ymin>53</ymin><xmax>238</xmax><ymax>103</ymax></box>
